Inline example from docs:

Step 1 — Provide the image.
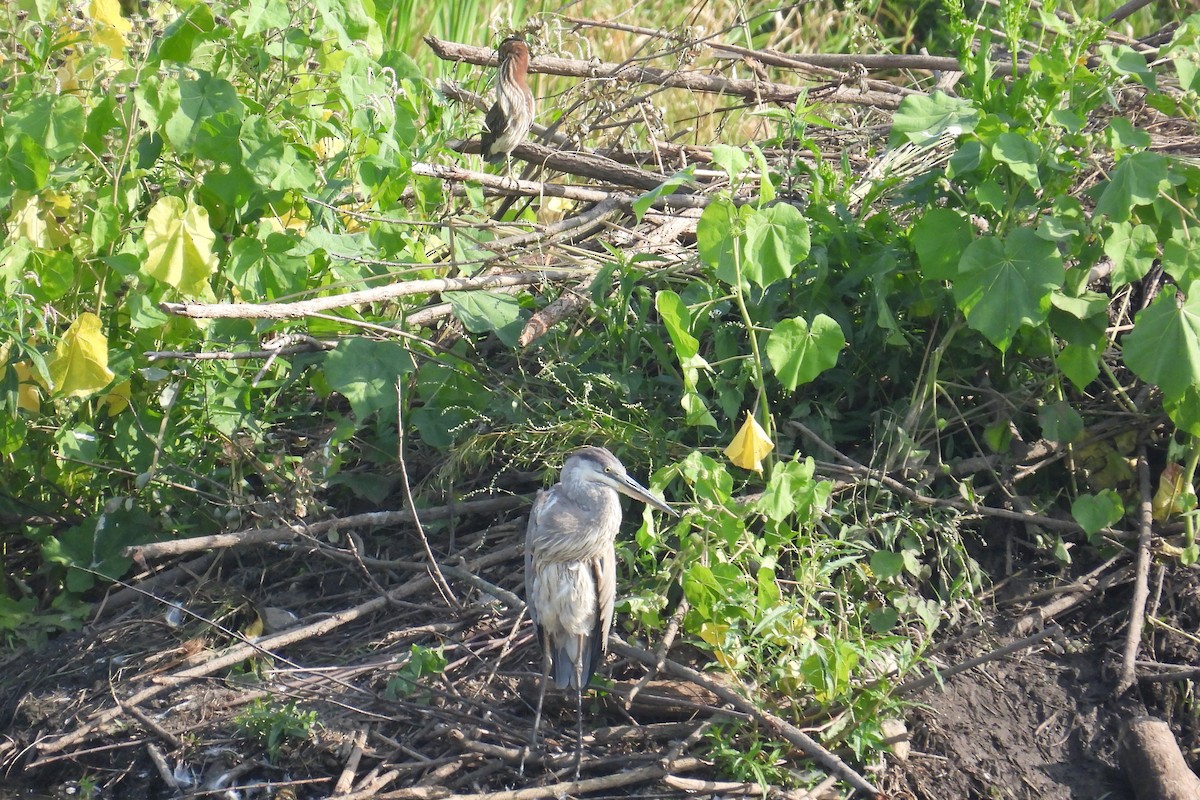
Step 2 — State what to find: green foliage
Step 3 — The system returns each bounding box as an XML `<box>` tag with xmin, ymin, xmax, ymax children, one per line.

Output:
<box><xmin>385</xmin><ymin>644</ymin><xmax>449</xmax><ymax>700</ymax></box>
<box><xmin>235</xmin><ymin>698</ymin><xmax>319</xmax><ymax>761</ymax></box>
<box><xmin>0</xmin><ymin>0</ymin><xmax>456</xmax><ymax>633</ymax></box>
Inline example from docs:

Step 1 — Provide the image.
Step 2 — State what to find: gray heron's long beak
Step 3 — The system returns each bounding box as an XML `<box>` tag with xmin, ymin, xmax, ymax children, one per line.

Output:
<box><xmin>615</xmin><ymin>474</ymin><xmax>679</xmax><ymax>517</ymax></box>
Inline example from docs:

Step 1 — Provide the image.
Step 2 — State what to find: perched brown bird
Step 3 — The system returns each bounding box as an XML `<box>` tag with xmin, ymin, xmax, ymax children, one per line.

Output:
<box><xmin>480</xmin><ymin>36</ymin><xmax>535</xmax><ymax>164</ymax></box>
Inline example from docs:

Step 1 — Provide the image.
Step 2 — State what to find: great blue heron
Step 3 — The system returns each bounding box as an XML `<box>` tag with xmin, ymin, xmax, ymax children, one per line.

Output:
<box><xmin>523</xmin><ymin>446</ymin><xmax>678</xmax><ymax>776</ymax></box>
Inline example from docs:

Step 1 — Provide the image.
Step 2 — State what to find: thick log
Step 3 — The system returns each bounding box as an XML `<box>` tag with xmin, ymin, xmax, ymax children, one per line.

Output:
<box><xmin>1120</xmin><ymin>716</ymin><xmax>1200</xmax><ymax>800</ymax></box>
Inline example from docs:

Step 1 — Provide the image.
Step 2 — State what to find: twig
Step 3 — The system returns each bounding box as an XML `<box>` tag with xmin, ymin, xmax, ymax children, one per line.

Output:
<box><xmin>145</xmin><ymin>339</ymin><xmax>335</xmax><ymax>361</ymax></box>
<box><xmin>396</xmin><ymin>379</ymin><xmax>459</xmax><ymax>609</ymax></box>
<box><xmin>1011</xmin><ymin>559</ymin><xmax>1132</xmax><ymax>637</ymax></box>
<box><xmin>424</xmin><ymin>36</ymin><xmax>903</xmax><ymax>110</ymax></box>
<box><xmin>334</xmin><ymin>728</ymin><xmax>367</xmax><ymax>794</ymax></box>
<box><xmin>93</xmin><ymin>553</ymin><xmax>217</xmax><ymax>618</ymax></box>
<box><xmin>144</xmin><ymin>742</ymin><xmax>179</xmax><ymax>790</ymax></box>
<box><xmin>894</xmin><ymin>624</ymin><xmax>1063</xmax><ymax>696</ymax></box>
<box><xmin>1137</xmin><ymin>664</ymin><xmax>1200</xmax><ymax>683</ymax></box>
<box><xmin>1104</xmin><ymin>0</ymin><xmax>1157</xmax><ymax>23</ymax></box>
<box><xmin>609</xmin><ymin>638</ymin><xmax>881</xmax><ymax>797</ymax></box>
<box><xmin>662</xmin><ymin>773</ymin><xmax>817</xmax><ymax>800</ymax></box>
<box><xmin>376</xmin><ymin>757</ymin><xmax>706</xmax><ymax>800</ymax></box>
<box><xmin>123</xmin><ymin>498</ymin><xmax>525</xmax><ymax>560</ymax></box>
<box><xmin>1117</xmin><ymin>444</ymin><xmax>1155</xmax><ymax>695</ymax></box>
<box><xmin>413</xmin><ymin>159</ymin><xmax>709</xmax><ymax>208</ymax></box>
<box><xmin>120</xmin><ymin>702</ymin><xmax>183</xmax><ymax>749</ymax></box>
<box><xmin>159</xmin><ymin>271</ymin><xmax>582</xmax><ymax>320</ymax></box>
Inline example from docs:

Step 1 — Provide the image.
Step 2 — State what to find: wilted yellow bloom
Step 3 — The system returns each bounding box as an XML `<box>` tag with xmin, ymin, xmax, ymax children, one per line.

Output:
<box><xmin>1152</xmin><ymin>462</ymin><xmax>1197</xmax><ymax>521</ymax></box>
<box><xmin>724</xmin><ymin>411</ymin><xmax>774</xmax><ymax>472</ymax></box>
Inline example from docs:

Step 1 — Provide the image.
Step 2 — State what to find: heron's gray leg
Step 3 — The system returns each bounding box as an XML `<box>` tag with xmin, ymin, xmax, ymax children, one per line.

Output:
<box><xmin>520</xmin><ymin>633</ymin><xmax>552</xmax><ymax>776</ymax></box>
<box><xmin>573</xmin><ymin>635</ymin><xmax>584</xmax><ymax>780</ymax></box>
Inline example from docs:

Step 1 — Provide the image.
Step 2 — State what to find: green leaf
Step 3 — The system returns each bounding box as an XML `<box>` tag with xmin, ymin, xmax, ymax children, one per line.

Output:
<box><xmin>710</xmin><ymin>144</ymin><xmax>749</xmax><ymax>182</ymax></box>
<box><xmin>1124</xmin><ymin>290</ymin><xmax>1200</xmax><ymax>402</ymax></box>
<box><xmin>748</xmin><ymin>142</ymin><xmax>775</xmax><ymax>206</ymax></box>
<box><xmin>766</xmin><ymin>314</ymin><xmax>846</xmax><ymax>391</ymax></box>
<box><xmin>164</xmin><ymin>71</ymin><xmax>242</xmax><ymax>154</ymax></box>
<box><xmin>157</xmin><ymin>2</ymin><xmax>219</xmax><ymax>62</ymax></box>
<box><xmin>696</xmin><ymin>196</ymin><xmax>748</xmax><ymax>285</ymax></box>
<box><xmin>193</xmin><ymin>110</ymin><xmax>244</xmax><ymax>164</ymax></box>
<box><xmin>1163</xmin><ymin>237</ymin><xmax>1200</xmax><ymax>294</ymax></box>
<box><xmin>756</xmin><ymin>456</ymin><xmax>826</xmax><ymax>523</ymax></box>
<box><xmin>655</xmin><ymin>290</ymin><xmax>699</xmax><ymax>359</ymax></box>
<box><xmin>240</xmin><ymin>116</ymin><xmax>317</xmax><ymax>191</ymax></box>
<box><xmin>1094</xmin><ymin>152</ymin><xmax>1169</xmax><ymax>222</ymax></box>
<box><xmin>911</xmin><ymin>208</ymin><xmax>972</xmax><ymax>281</ymax></box>
<box><xmin>953</xmin><ymin>228</ymin><xmax>1064</xmax><ymax>351</ymax></box>
<box><xmin>1104</xmin><ymin>118</ymin><xmax>1152</xmax><ymax>152</ymax></box>
<box><xmin>632</xmin><ymin>170</ymin><xmax>694</xmax><ymax>223</ymax></box>
<box><xmin>870</xmin><ymin>551</ymin><xmax>904</xmax><ymax>579</ymax></box>
<box><xmin>444</xmin><ymin>291</ymin><xmax>525</xmax><ymax>347</ymax></box>
<box><xmin>1166</xmin><ymin>385</ymin><xmax>1200</xmax><ymax>438</ymax></box>
<box><xmin>1071</xmin><ymin>490</ymin><xmax>1124</xmax><ymax>536</ymax></box>
<box><xmin>6</xmin><ymin>135</ymin><xmax>49</xmax><ymax>191</ymax></box>
<box><xmin>1057</xmin><ymin>343</ymin><xmax>1101</xmax><ymax>391</ymax></box>
<box><xmin>238</xmin><ymin>0</ymin><xmax>294</xmax><ymax>34</ymax></box>
<box><xmin>42</xmin><ymin>506</ymin><xmax>158</xmax><ymax>591</ymax></box>
<box><xmin>1104</xmin><ymin>221</ymin><xmax>1157</xmax><ymax>287</ymax></box>
<box><xmin>1099</xmin><ymin>44</ymin><xmax>1156</xmax><ymax>89</ymax></box>
<box><xmin>743</xmin><ymin>203</ymin><xmax>809</xmax><ymax>288</ymax></box>
<box><xmin>323</xmin><ymin>339</ymin><xmax>414</xmax><ymax>420</ymax></box>
<box><xmin>90</xmin><ymin>196</ymin><xmax>121</xmax><ymax>251</ymax></box>
<box><xmin>992</xmin><ymin>131</ymin><xmax>1041</xmax><ymax>189</ymax></box>
<box><xmin>890</xmin><ymin>91</ymin><xmax>981</xmax><ymax>147</ymax></box>
<box><xmin>1038</xmin><ymin>401</ymin><xmax>1083</xmax><ymax>443</ymax></box>
<box><xmin>227</xmin><ymin>234</ymin><xmax>308</xmax><ymax>300</ymax></box>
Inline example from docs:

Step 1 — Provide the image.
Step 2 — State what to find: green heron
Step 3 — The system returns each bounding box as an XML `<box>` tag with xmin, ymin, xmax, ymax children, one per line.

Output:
<box><xmin>481</xmin><ymin>36</ymin><xmax>535</xmax><ymax>164</ymax></box>
<box><xmin>523</xmin><ymin>446</ymin><xmax>678</xmax><ymax>776</ymax></box>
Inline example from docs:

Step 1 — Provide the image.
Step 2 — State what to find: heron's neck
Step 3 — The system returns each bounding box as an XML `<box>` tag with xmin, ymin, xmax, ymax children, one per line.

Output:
<box><xmin>563</xmin><ymin>478</ymin><xmax>617</xmax><ymax>512</ymax></box>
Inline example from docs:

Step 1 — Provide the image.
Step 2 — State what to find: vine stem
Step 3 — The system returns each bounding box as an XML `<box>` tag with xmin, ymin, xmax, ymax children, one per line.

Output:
<box><xmin>730</xmin><ymin>238</ymin><xmax>773</xmax><ymax>451</ymax></box>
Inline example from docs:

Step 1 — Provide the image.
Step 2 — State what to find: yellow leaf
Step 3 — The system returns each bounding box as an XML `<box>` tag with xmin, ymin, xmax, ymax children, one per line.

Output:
<box><xmin>1152</xmin><ymin>463</ymin><xmax>1197</xmax><ymax>521</ymax></box>
<box><xmin>87</xmin><ymin>0</ymin><xmax>130</xmax><ymax>58</ymax></box>
<box><xmin>14</xmin><ymin>362</ymin><xmax>41</xmax><ymax>414</ymax></box>
<box><xmin>10</xmin><ymin>193</ymin><xmax>68</xmax><ymax>248</ymax></box>
<box><xmin>49</xmin><ymin>313</ymin><xmax>116</xmax><ymax>398</ymax></box>
<box><xmin>698</xmin><ymin>621</ymin><xmax>728</xmax><ymax>649</ymax></box>
<box><xmin>144</xmin><ymin>196</ymin><xmax>219</xmax><ymax>296</ymax></box>
<box><xmin>243</xmin><ymin>613</ymin><xmax>264</xmax><ymax>639</ymax></box>
<box><xmin>724</xmin><ymin>412</ymin><xmax>774</xmax><ymax>472</ymax></box>
<box><xmin>103</xmin><ymin>380</ymin><xmax>131</xmax><ymax>416</ymax></box>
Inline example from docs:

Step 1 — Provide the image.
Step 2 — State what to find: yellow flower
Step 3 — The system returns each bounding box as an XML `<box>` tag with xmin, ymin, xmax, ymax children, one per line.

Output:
<box><xmin>724</xmin><ymin>412</ymin><xmax>774</xmax><ymax>472</ymax></box>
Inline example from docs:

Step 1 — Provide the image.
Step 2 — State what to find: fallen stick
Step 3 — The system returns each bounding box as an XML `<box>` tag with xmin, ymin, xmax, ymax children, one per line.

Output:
<box><xmin>894</xmin><ymin>624</ymin><xmax>1062</xmax><ymax>696</ymax></box>
<box><xmin>1011</xmin><ymin>559</ymin><xmax>1132</xmax><ymax>637</ymax></box>
<box><xmin>424</xmin><ymin>37</ymin><xmax>902</xmax><ymax>110</ymax></box>
<box><xmin>160</xmin><ymin>271</ymin><xmax>581</xmax><ymax>320</ymax></box>
<box><xmin>1116</xmin><ymin>445</ymin><xmax>1154</xmax><ymax>695</ymax></box>
<box><xmin>412</xmin><ymin>160</ymin><xmax>710</xmax><ymax>209</ymax></box>
<box><xmin>375</xmin><ymin>757</ymin><xmax>706</xmax><ymax>800</ymax></box>
<box><xmin>124</xmin><ymin>497</ymin><xmax>525</xmax><ymax>560</ymax></box>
